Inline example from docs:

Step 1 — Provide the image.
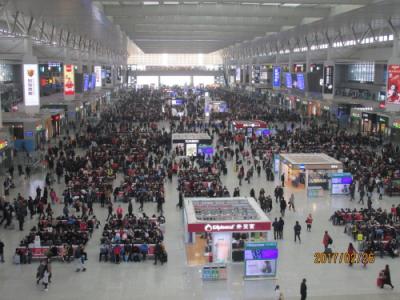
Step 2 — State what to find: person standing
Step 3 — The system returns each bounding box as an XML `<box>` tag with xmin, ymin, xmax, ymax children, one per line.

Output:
<box><xmin>300</xmin><ymin>278</ymin><xmax>307</xmax><ymax>300</ymax></box>
<box><xmin>280</xmin><ymin>173</ymin><xmax>285</xmax><ymax>187</ymax></box>
<box><xmin>348</xmin><ymin>243</ymin><xmax>356</xmax><ymax>267</ymax></box>
<box><xmin>272</xmin><ymin>218</ymin><xmax>279</xmax><ymax>240</ymax></box>
<box><xmin>278</xmin><ymin>217</ymin><xmax>285</xmax><ymax>239</ymax></box>
<box><xmin>305</xmin><ymin>214</ymin><xmax>313</xmax><ymax>232</ymax></box>
<box><xmin>106</xmin><ymin>202</ymin><xmax>113</xmax><ymax>221</ymax></box>
<box><xmin>0</xmin><ymin>239</ymin><xmax>4</xmax><ymax>262</ymax></box>
<box><xmin>128</xmin><ymin>200</ymin><xmax>133</xmax><ymax>217</ymax></box>
<box><xmin>323</xmin><ymin>231</ymin><xmax>332</xmax><ymax>250</ymax></box>
<box><xmin>288</xmin><ymin>193</ymin><xmax>295</xmax><ymax>211</ymax></box>
<box><xmin>42</xmin><ymin>267</ymin><xmax>50</xmax><ymax>291</ymax></box>
<box><xmin>294</xmin><ymin>221</ymin><xmax>301</xmax><ymax>243</ymax></box>
<box><xmin>280</xmin><ymin>198</ymin><xmax>287</xmax><ymax>217</ymax></box>
<box><xmin>380</xmin><ymin>265</ymin><xmax>394</xmax><ymax>289</ymax></box>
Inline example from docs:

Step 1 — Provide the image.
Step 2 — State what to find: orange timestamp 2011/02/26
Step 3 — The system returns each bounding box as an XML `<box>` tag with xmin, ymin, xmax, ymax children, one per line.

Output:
<box><xmin>314</xmin><ymin>252</ymin><xmax>375</xmax><ymax>264</ymax></box>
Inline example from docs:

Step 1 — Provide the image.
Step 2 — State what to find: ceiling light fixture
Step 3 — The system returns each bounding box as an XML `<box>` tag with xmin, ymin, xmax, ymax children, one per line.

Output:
<box><xmin>143</xmin><ymin>1</ymin><xmax>159</xmax><ymax>5</ymax></box>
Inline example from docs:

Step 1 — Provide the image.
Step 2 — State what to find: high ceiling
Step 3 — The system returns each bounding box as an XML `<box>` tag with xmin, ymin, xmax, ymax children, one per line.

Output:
<box><xmin>98</xmin><ymin>0</ymin><xmax>375</xmax><ymax>54</ymax></box>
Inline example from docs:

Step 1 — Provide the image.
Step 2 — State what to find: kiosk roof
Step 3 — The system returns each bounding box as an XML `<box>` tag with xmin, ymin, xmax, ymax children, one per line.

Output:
<box><xmin>279</xmin><ymin>153</ymin><xmax>342</xmax><ymax>166</ymax></box>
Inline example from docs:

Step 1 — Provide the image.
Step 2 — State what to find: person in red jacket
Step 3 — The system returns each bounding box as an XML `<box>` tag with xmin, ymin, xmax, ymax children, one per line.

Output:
<box><xmin>114</xmin><ymin>245</ymin><xmax>121</xmax><ymax>264</ymax></box>
<box><xmin>305</xmin><ymin>214</ymin><xmax>313</xmax><ymax>232</ymax></box>
<box><xmin>116</xmin><ymin>205</ymin><xmax>123</xmax><ymax>220</ymax></box>
<box><xmin>323</xmin><ymin>231</ymin><xmax>332</xmax><ymax>250</ymax></box>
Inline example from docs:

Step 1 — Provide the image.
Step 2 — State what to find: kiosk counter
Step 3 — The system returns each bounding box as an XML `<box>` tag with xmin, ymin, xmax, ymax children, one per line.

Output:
<box><xmin>171</xmin><ymin>133</ymin><xmax>213</xmax><ymax>157</ymax></box>
<box><xmin>183</xmin><ymin>197</ymin><xmax>271</xmax><ymax>267</ymax></box>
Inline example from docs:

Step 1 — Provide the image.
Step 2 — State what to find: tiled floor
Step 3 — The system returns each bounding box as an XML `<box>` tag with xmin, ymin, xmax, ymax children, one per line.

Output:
<box><xmin>0</xmin><ymin>134</ymin><xmax>399</xmax><ymax>300</ymax></box>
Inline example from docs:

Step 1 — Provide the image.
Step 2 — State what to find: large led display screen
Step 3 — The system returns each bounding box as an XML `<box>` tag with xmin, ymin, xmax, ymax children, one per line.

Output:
<box><xmin>23</xmin><ymin>64</ymin><xmax>39</xmax><ymax>106</ymax></box>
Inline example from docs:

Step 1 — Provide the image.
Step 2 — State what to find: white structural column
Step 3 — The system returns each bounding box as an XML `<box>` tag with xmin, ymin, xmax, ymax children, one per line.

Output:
<box><xmin>306</xmin><ymin>51</ymin><xmax>312</xmax><ymax>73</ymax></box>
<box><xmin>22</xmin><ymin>37</ymin><xmax>40</xmax><ymax>115</ymax></box>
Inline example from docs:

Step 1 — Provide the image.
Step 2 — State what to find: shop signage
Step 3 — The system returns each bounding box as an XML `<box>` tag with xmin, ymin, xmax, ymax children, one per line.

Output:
<box><xmin>379</xmin><ymin>117</ymin><xmax>388</xmax><ymax>124</ymax></box>
<box><xmin>302</xmin><ymin>100</ymin><xmax>308</xmax><ymax>105</ymax></box>
<box><xmin>387</xmin><ymin>64</ymin><xmax>400</xmax><ymax>104</ymax></box>
<box><xmin>362</xmin><ymin>113</ymin><xmax>369</xmax><ymax>119</ymax></box>
<box><xmin>23</xmin><ymin>64</ymin><xmax>39</xmax><ymax>106</ymax></box>
<box><xmin>94</xmin><ymin>66</ymin><xmax>102</xmax><ymax>88</ymax></box>
<box><xmin>25</xmin><ymin>131</ymin><xmax>33</xmax><ymax>137</ymax></box>
<box><xmin>351</xmin><ymin>112</ymin><xmax>361</xmax><ymax>119</ymax></box>
<box><xmin>185</xmin><ymin>139</ymin><xmax>199</xmax><ymax>143</ymax></box>
<box><xmin>187</xmin><ymin>222</ymin><xmax>271</xmax><ymax>233</ymax></box>
<box><xmin>64</xmin><ymin>64</ymin><xmax>75</xmax><ymax>97</ymax></box>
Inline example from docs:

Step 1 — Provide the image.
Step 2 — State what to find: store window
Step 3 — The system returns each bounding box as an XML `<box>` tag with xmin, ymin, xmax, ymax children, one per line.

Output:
<box><xmin>347</xmin><ymin>63</ymin><xmax>375</xmax><ymax>83</ymax></box>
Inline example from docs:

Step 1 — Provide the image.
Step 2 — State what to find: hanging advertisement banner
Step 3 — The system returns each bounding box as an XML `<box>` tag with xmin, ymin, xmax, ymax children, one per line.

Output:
<box><xmin>94</xmin><ymin>66</ymin><xmax>102</xmax><ymax>88</ymax></box>
<box><xmin>387</xmin><ymin>65</ymin><xmax>400</xmax><ymax>104</ymax></box>
<box><xmin>323</xmin><ymin>66</ymin><xmax>334</xmax><ymax>94</ymax></box>
<box><xmin>23</xmin><ymin>64</ymin><xmax>39</xmax><ymax>106</ymax></box>
<box><xmin>64</xmin><ymin>64</ymin><xmax>75</xmax><ymax>98</ymax></box>
<box><xmin>273</xmin><ymin>67</ymin><xmax>281</xmax><ymax>88</ymax></box>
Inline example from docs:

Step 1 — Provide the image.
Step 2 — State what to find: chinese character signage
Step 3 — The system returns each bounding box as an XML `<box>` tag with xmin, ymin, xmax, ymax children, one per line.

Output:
<box><xmin>64</xmin><ymin>64</ymin><xmax>75</xmax><ymax>97</ymax></box>
<box><xmin>23</xmin><ymin>64</ymin><xmax>39</xmax><ymax>106</ymax></box>
<box><xmin>273</xmin><ymin>66</ymin><xmax>281</xmax><ymax>88</ymax></box>
<box><xmin>94</xmin><ymin>66</ymin><xmax>102</xmax><ymax>88</ymax></box>
<box><xmin>187</xmin><ymin>222</ymin><xmax>271</xmax><ymax>232</ymax></box>
<box><xmin>387</xmin><ymin>64</ymin><xmax>400</xmax><ymax>104</ymax></box>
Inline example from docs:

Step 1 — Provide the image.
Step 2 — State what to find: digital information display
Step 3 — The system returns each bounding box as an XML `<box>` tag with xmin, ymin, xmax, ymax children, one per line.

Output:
<box><xmin>331</xmin><ymin>173</ymin><xmax>353</xmax><ymax>195</ymax></box>
<box><xmin>285</xmin><ymin>73</ymin><xmax>293</xmax><ymax>89</ymax></box>
<box><xmin>296</xmin><ymin>73</ymin><xmax>305</xmax><ymax>91</ymax></box>
<box><xmin>244</xmin><ymin>242</ymin><xmax>278</xmax><ymax>279</ymax></box>
<box><xmin>273</xmin><ymin>67</ymin><xmax>281</xmax><ymax>88</ymax></box>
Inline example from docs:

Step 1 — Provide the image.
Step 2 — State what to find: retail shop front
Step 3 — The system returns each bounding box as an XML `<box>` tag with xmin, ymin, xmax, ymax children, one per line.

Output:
<box><xmin>171</xmin><ymin>133</ymin><xmax>213</xmax><ymax>158</ymax></box>
<box><xmin>3</xmin><ymin>114</ymin><xmax>44</xmax><ymax>152</ymax></box>
<box><xmin>279</xmin><ymin>153</ymin><xmax>343</xmax><ymax>196</ymax></box>
<box><xmin>391</xmin><ymin>119</ymin><xmax>400</xmax><ymax>142</ymax></box>
<box><xmin>184</xmin><ymin>197</ymin><xmax>272</xmax><ymax>273</ymax></box>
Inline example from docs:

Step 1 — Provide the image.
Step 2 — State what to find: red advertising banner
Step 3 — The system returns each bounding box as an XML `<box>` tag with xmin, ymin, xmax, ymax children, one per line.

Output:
<box><xmin>387</xmin><ymin>64</ymin><xmax>400</xmax><ymax>104</ymax></box>
<box><xmin>187</xmin><ymin>222</ymin><xmax>271</xmax><ymax>233</ymax></box>
<box><xmin>64</xmin><ymin>64</ymin><xmax>75</xmax><ymax>96</ymax></box>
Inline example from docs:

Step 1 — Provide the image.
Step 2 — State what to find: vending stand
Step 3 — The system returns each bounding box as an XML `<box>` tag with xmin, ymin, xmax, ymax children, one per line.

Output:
<box><xmin>244</xmin><ymin>242</ymin><xmax>278</xmax><ymax>279</ymax></box>
<box><xmin>184</xmin><ymin>197</ymin><xmax>271</xmax><ymax>269</ymax></box>
<box><xmin>230</xmin><ymin>120</ymin><xmax>270</xmax><ymax>137</ymax></box>
<box><xmin>171</xmin><ymin>133</ymin><xmax>213</xmax><ymax>157</ymax></box>
<box><xmin>279</xmin><ymin>153</ymin><xmax>343</xmax><ymax>193</ymax></box>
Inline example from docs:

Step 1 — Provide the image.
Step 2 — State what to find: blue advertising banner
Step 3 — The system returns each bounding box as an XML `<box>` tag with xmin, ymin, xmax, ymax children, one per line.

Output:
<box><xmin>273</xmin><ymin>67</ymin><xmax>281</xmax><ymax>88</ymax></box>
